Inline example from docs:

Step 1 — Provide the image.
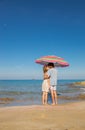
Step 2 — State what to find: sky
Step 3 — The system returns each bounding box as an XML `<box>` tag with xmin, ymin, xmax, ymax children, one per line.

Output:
<box><xmin>0</xmin><ymin>0</ymin><xmax>85</xmax><ymax>80</ymax></box>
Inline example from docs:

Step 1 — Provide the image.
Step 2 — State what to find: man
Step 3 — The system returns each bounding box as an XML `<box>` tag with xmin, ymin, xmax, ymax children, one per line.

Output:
<box><xmin>47</xmin><ymin>63</ymin><xmax>57</xmax><ymax>105</ymax></box>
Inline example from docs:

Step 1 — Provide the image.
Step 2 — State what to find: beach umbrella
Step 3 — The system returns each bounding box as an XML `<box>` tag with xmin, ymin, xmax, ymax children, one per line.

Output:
<box><xmin>35</xmin><ymin>55</ymin><xmax>69</xmax><ymax>67</ymax></box>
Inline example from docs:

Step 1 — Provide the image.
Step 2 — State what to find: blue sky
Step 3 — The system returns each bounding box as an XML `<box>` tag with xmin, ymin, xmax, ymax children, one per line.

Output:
<box><xmin>0</xmin><ymin>0</ymin><xmax>85</xmax><ymax>79</ymax></box>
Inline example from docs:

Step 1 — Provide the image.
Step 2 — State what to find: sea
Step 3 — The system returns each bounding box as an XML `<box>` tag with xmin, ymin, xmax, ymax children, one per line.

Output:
<box><xmin>0</xmin><ymin>79</ymin><xmax>85</xmax><ymax>107</ymax></box>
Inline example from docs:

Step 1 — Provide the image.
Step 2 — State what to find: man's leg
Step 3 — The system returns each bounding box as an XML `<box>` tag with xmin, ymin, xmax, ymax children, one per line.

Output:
<box><xmin>54</xmin><ymin>90</ymin><xmax>57</xmax><ymax>104</ymax></box>
<box><xmin>51</xmin><ymin>89</ymin><xmax>55</xmax><ymax>105</ymax></box>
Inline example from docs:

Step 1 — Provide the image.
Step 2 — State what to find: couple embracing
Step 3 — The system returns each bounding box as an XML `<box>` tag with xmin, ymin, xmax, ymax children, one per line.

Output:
<box><xmin>42</xmin><ymin>63</ymin><xmax>57</xmax><ymax>105</ymax></box>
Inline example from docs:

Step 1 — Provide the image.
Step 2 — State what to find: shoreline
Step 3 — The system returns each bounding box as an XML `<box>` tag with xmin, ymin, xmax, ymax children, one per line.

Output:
<box><xmin>0</xmin><ymin>100</ymin><xmax>85</xmax><ymax>109</ymax></box>
<box><xmin>0</xmin><ymin>101</ymin><xmax>84</xmax><ymax>109</ymax></box>
<box><xmin>0</xmin><ymin>101</ymin><xmax>85</xmax><ymax>130</ymax></box>
<box><xmin>0</xmin><ymin>93</ymin><xmax>85</xmax><ymax>107</ymax></box>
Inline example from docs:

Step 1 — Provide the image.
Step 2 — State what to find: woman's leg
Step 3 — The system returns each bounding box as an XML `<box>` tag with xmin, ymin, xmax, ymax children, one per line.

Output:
<box><xmin>45</xmin><ymin>92</ymin><xmax>48</xmax><ymax>104</ymax></box>
<box><xmin>42</xmin><ymin>92</ymin><xmax>45</xmax><ymax>104</ymax></box>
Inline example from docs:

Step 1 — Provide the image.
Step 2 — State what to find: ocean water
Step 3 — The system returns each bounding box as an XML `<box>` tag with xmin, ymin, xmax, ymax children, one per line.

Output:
<box><xmin>0</xmin><ymin>79</ymin><xmax>85</xmax><ymax>107</ymax></box>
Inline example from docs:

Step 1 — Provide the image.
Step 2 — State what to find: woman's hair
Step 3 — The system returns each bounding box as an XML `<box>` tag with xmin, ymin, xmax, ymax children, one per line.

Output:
<box><xmin>43</xmin><ymin>65</ymin><xmax>48</xmax><ymax>73</ymax></box>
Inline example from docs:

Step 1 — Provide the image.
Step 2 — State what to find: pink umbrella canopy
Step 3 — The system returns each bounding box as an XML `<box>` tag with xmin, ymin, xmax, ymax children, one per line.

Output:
<box><xmin>35</xmin><ymin>55</ymin><xmax>69</xmax><ymax>67</ymax></box>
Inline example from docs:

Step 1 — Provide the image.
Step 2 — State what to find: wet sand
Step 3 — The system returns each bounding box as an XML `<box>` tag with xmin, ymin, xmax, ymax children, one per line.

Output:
<box><xmin>0</xmin><ymin>101</ymin><xmax>85</xmax><ymax>130</ymax></box>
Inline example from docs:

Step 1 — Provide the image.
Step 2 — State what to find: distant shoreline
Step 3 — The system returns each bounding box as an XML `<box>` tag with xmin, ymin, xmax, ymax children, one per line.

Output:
<box><xmin>0</xmin><ymin>79</ymin><xmax>85</xmax><ymax>80</ymax></box>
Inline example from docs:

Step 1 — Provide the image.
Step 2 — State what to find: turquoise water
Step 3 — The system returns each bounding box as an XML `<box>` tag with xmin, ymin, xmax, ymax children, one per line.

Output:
<box><xmin>0</xmin><ymin>79</ymin><xmax>85</xmax><ymax>107</ymax></box>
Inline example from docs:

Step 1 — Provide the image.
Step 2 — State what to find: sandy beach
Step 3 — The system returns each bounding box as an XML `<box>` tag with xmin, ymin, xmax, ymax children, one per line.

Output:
<box><xmin>0</xmin><ymin>101</ymin><xmax>85</xmax><ymax>130</ymax></box>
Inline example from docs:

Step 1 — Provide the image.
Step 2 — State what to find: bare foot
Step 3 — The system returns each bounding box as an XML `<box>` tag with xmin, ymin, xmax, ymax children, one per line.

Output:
<box><xmin>42</xmin><ymin>103</ymin><xmax>45</xmax><ymax>105</ymax></box>
<box><xmin>55</xmin><ymin>102</ymin><xmax>58</xmax><ymax>105</ymax></box>
<box><xmin>44</xmin><ymin>103</ymin><xmax>49</xmax><ymax>105</ymax></box>
<box><xmin>51</xmin><ymin>103</ymin><xmax>56</xmax><ymax>106</ymax></box>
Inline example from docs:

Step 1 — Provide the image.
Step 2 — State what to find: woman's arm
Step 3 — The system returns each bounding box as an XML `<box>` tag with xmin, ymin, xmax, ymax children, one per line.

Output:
<box><xmin>44</xmin><ymin>73</ymin><xmax>49</xmax><ymax>79</ymax></box>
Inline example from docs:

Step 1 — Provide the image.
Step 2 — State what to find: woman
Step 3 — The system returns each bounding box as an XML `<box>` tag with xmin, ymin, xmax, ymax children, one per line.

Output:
<box><xmin>42</xmin><ymin>65</ymin><xmax>50</xmax><ymax>105</ymax></box>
